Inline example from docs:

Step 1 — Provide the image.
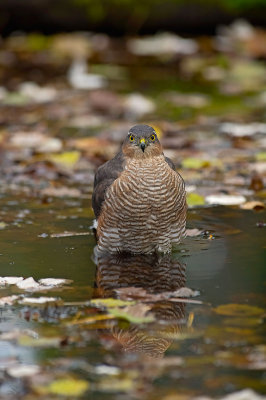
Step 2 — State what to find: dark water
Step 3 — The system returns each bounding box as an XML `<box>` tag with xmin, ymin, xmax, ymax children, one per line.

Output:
<box><xmin>0</xmin><ymin>193</ymin><xmax>265</xmax><ymax>398</ymax></box>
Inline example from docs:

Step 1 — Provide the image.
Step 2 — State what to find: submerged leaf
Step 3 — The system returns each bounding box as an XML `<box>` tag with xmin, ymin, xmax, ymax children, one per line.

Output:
<box><xmin>214</xmin><ymin>304</ymin><xmax>264</xmax><ymax>317</ymax></box>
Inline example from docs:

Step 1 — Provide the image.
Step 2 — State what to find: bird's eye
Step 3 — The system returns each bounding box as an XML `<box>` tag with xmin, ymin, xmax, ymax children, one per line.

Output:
<box><xmin>129</xmin><ymin>135</ymin><xmax>135</xmax><ymax>142</ymax></box>
<box><xmin>150</xmin><ymin>134</ymin><xmax>155</xmax><ymax>141</ymax></box>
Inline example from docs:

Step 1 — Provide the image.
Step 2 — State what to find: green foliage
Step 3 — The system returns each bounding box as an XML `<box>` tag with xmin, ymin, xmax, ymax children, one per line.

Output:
<box><xmin>73</xmin><ymin>0</ymin><xmax>266</xmax><ymax>23</ymax></box>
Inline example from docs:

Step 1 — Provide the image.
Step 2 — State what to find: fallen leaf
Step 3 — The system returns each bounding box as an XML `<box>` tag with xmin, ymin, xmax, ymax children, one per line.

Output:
<box><xmin>186</xmin><ymin>228</ymin><xmax>203</xmax><ymax>237</ymax></box>
<box><xmin>0</xmin><ymin>295</ymin><xmax>20</xmax><ymax>305</ymax></box>
<box><xmin>19</xmin><ymin>296</ymin><xmax>60</xmax><ymax>305</ymax></box>
<box><xmin>241</xmin><ymin>201</ymin><xmax>265</xmax><ymax>210</ymax></box>
<box><xmin>49</xmin><ymin>151</ymin><xmax>80</xmax><ymax>168</ymax></box>
<box><xmin>66</xmin><ymin>314</ymin><xmax>115</xmax><ymax>326</ymax></box>
<box><xmin>109</xmin><ymin>304</ymin><xmax>154</xmax><ymax>324</ymax></box>
<box><xmin>214</xmin><ymin>304</ymin><xmax>264</xmax><ymax>317</ymax></box>
<box><xmin>38</xmin><ymin>378</ymin><xmax>89</xmax><ymax>396</ymax></box>
<box><xmin>7</xmin><ymin>364</ymin><xmax>41</xmax><ymax>378</ymax></box>
<box><xmin>18</xmin><ymin>334</ymin><xmax>63</xmax><ymax>348</ymax></box>
<box><xmin>41</xmin><ymin>186</ymin><xmax>82</xmax><ymax>198</ymax></box>
<box><xmin>16</xmin><ymin>277</ymin><xmax>40</xmax><ymax>290</ymax></box>
<box><xmin>0</xmin><ymin>276</ymin><xmax>23</xmax><ymax>285</ymax></box>
<box><xmin>96</xmin><ymin>375</ymin><xmax>135</xmax><ymax>392</ymax></box>
<box><xmin>186</xmin><ymin>192</ymin><xmax>205</xmax><ymax>207</ymax></box>
<box><xmin>50</xmin><ymin>231</ymin><xmax>91</xmax><ymax>238</ymax></box>
<box><xmin>38</xmin><ymin>278</ymin><xmax>73</xmax><ymax>286</ymax></box>
<box><xmin>182</xmin><ymin>157</ymin><xmax>209</xmax><ymax>169</ymax></box>
<box><xmin>206</xmin><ymin>194</ymin><xmax>246</xmax><ymax>205</ymax></box>
<box><xmin>90</xmin><ymin>298</ymin><xmax>135</xmax><ymax>308</ymax></box>
<box><xmin>0</xmin><ymin>222</ymin><xmax>7</xmax><ymax>229</ymax></box>
<box><xmin>255</xmin><ymin>152</ymin><xmax>266</xmax><ymax>161</ymax></box>
<box><xmin>124</xmin><ymin>93</ymin><xmax>155</xmax><ymax>118</ymax></box>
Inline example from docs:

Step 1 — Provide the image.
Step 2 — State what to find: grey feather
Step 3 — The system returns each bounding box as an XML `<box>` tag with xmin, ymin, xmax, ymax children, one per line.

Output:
<box><xmin>92</xmin><ymin>151</ymin><xmax>125</xmax><ymax>219</ymax></box>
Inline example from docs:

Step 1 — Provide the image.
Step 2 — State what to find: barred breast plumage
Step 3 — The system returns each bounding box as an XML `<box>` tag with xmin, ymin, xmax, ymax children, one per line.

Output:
<box><xmin>97</xmin><ymin>155</ymin><xmax>186</xmax><ymax>254</ymax></box>
<box><xmin>92</xmin><ymin>124</ymin><xmax>187</xmax><ymax>254</ymax></box>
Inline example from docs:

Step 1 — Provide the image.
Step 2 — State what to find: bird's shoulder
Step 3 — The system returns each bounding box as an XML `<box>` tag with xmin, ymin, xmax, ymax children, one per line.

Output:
<box><xmin>92</xmin><ymin>150</ymin><xmax>126</xmax><ymax>218</ymax></box>
<box><xmin>164</xmin><ymin>155</ymin><xmax>176</xmax><ymax>171</ymax></box>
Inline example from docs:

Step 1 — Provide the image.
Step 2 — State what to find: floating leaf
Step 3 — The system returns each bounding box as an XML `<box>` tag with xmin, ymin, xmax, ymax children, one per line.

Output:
<box><xmin>19</xmin><ymin>296</ymin><xmax>61</xmax><ymax>306</ymax></box>
<box><xmin>206</xmin><ymin>194</ymin><xmax>246</xmax><ymax>205</ymax></box>
<box><xmin>38</xmin><ymin>278</ymin><xmax>73</xmax><ymax>286</ymax></box>
<box><xmin>18</xmin><ymin>334</ymin><xmax>62</xmax><ymax>347</ymax></box>
<box><xmin>186</xmin><ymin>228</ymin><xmax>203</xmax><ymax>237</ymax></box>
<box><xmin>0</xmin><ymin>276</ymin><xmax>23</xmax><ymax>285</ymax></box>
<box><xmin>7</xmin><ymin>364</ymin><xmax>41</xmax><ymax>378</ymax></box>
<box><xmin>91</xmin><ymin>298</ymin><xmax>135</xmax><ymax>308</ymax></box>
<box><xmin>40</xmin><ymin>378</ymin><xmax>89</xmax><ymax>396</ymax></box>
<box><xmin>214</xmin><ymin>304</ymin><xmax>264</xmax><ymax>317</ymax></box>
<box><xmin>241</xmin><ymin>201</ymin><xmax>265</xmax><ymax>210</ymax></box>
<box><xmin>66</xmin><ymin>314</ymin><xmax>115</xmax><ymax>326</ymax></box>
<box><xmin>50</xmin><ymin>231</ymin><xmax>91</xmax><ymax>238</ymax></box>
<box><xmin>0</xmin><ymin>295</ymin><xmax>20</xmax><ymax>305</ymax></box>
<box><xmin>187</xmin><ymin>192</ymin><xmax>205</xmax><ymax>206</ymax></box>
<box><xmin>109</xmin><ymin>304</ymin><xmax>154</xmax><ymax>324</ymax></box>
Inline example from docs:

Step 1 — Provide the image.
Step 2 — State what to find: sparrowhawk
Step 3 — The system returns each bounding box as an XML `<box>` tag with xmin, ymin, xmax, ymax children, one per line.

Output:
<box><xmin>92</xmin><ymin>124</ymin><xmax>186</xmax><ymax>254</ymax></box>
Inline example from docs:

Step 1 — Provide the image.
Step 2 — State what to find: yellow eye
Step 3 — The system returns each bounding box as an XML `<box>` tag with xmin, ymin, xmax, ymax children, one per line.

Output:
<box><xmin>129</xmin><ymin>135</ymin><xmax>135</xmax><ymax>142</ymax></box>
<box><xmin>150</xmin><ymin>134</ymin><xmax>155</xmax><ymax>141</ymax></box>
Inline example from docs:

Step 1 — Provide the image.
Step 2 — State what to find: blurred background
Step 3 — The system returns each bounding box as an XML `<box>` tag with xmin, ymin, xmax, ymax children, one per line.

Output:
<box><xmin>0</xmin><ymin>2</ymin><xmax>266</xmax><ymax>399</ymax></box>
<box><xmin>1</xmin><ymin>0</ymin><xmax>266</xmax><ymax>36</ymax></box>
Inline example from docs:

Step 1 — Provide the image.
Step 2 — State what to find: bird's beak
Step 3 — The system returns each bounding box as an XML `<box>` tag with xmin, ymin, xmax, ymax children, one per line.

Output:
<box><xmin>140</xmin><ymin>138</ymin><xmax>146</xmax><ymax>152</ymax></box>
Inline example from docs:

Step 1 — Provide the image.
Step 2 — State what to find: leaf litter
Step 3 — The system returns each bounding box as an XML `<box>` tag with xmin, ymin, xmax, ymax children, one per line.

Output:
<box><xmin>0</xmin><ymin>21</ymin><xmax>266</xmax><ymax>400</ymax></box>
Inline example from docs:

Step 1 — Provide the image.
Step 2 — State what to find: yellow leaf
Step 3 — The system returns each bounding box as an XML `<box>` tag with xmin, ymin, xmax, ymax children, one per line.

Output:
<box><xmin>91</xmin><ymin>298</ymin><xmax>135</xmax><ymax>308</ymax></box>
<box><xmin>43</xmin><ymin>378</ymin><xmax>89</xmax><ymax>396</ymax></box>
<box><xmin>182</xmin><ymin>158</ymin><xmax>209</xmax><ymax>169</ymax></box>
<box><xmin>186</xmin><ymin>192</ymin><xmax>205</xmax><ymax>207</ymax></box>
<box><xmin>213</xmin><ymin>304</ymin><xmax>264</xmax><ymax>317</ymax></box>
<box><xmin>182</xmin><ymin>157</ymin><xmax>222</xmax><ymax>169</ymax></box>
<box><xmin>49</xmin><ymin>151</ymin><xmax>80</xmax><ymax>167</ymax></box>
<box><xmin>66</xmin><ymin>314</ymin><xmax>115</xmax><ymax>326</ymax></box>
<box><xmin>256</xmin><ymin>152</ymin><xmax>266</xmax><ymax>161</ymax></box>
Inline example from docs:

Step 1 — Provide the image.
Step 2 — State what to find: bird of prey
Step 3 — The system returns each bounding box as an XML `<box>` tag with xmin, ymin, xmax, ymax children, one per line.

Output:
<box><xmin>92</xmin><ymin>124</ymin><xmax>186</xmax><ymax>254</ymax></box>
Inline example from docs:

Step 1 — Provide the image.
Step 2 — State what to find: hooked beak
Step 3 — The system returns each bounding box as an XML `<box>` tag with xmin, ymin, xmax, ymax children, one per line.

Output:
<box><xmin>140</xmin><ymin>138</ymin><xmax>146</xmax><ymax>152</ymax></box>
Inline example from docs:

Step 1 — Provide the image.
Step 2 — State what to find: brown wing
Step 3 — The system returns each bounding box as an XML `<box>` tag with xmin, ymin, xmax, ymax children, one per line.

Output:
<box><xmin>92</xmin><ymin>151</ymin><xmax>125</xmax><ymax>219</ymax></box>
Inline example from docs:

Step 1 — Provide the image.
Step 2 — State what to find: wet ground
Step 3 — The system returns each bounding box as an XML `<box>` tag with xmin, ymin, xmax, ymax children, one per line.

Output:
<box><xmin>0</xmin><ymin>23</ymin><xmax>266</xmax><ymax>399</ymax></box>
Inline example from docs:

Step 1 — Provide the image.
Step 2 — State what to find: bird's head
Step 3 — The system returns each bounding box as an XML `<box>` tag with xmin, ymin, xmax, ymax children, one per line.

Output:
<box><xmin>122</xmin><ymin>124</ymin><xmax>162</xmax><ymax>158</ymax></box>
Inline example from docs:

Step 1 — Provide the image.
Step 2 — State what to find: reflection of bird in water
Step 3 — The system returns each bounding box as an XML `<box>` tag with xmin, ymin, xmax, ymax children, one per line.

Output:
<box><xmin>94</xmin><ymin>250</ymin><xmax>187</xmax><ymax>359</ymax></box>
<box><xmin>92</xmin><ymin>124</ymin><xmax>187</xmax><ymax>254</ymax></box>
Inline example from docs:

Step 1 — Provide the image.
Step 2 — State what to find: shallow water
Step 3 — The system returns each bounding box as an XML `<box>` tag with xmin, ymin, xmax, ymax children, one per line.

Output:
<box><xmin>0</xmin><ymin>192</ymin><xmax>265</xmax><ymax>398</ymax></box>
